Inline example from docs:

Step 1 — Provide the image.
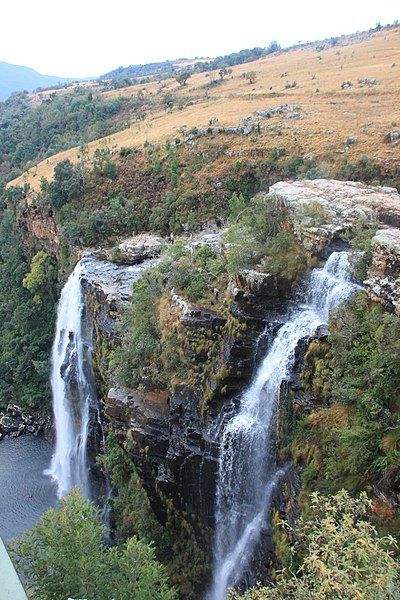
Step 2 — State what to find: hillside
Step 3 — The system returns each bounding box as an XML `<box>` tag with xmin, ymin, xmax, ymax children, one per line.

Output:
<box><xmin>0</xmin><ymin>61</ymin><xmax>77</xmax><ymax>102</ymax></box>
<box><xmin>7</xmin><ymin>25</ymin><xmax>400</xmax><ymax>191</ymax></box>
<box><xmin>1</xmin><ymin>20</ymin><xmax>400</xmax><ymax>600</ymax></box>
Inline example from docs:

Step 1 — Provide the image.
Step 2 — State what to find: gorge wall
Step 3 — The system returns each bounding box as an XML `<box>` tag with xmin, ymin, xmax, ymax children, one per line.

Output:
<box><xmin>20</xmin><ymin>178</ymin><xmax>399</xmax><ymax>593</ymax></box>
<box><xmin>77</xmin><ymin>179</ymin><xmax>400</xmax><ymax>535</ymax></box>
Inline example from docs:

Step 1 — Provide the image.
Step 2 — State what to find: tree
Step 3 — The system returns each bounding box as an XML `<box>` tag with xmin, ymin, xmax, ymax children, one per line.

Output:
<box><xmin>23</xmin><ymin>250</ymin><xmax>57</xmax><ymax>304</ymax></box>
<box><xmin>41</xmin><ymin>159</ymin><xmax>86</xmax><ymax>208</ymax></box>
<box><xmin>12</xmin><ymin>489</ymin><xmax>176</xmax><ymax>600</ymax></box>
<box><xmin>236</xmin><ymin>491</ymin><xmax>399</xmax><ymax>599</ymax></box>
<box><xmin>243</xmin><ymin>71</ymin><xmax>257</xmax><ymax>84</ymax></box>
<box><xmin>175</xmin><ymin>71</ymin><xmax>191</xmax><ymax>86</ymax></box>
<box><xmin>219</xmin><ymin>66</ymin><xmax>228</xmax><ymax>80</ymax></box>
<box><xmin>266</xmin><ymin>41</ymin><xmax>281</xmax><ymax>54</ymax></box>
<box><xmin>0</xmin><ymin>195</ymin><xmax>55</xmax><ymax>409</ymax></box>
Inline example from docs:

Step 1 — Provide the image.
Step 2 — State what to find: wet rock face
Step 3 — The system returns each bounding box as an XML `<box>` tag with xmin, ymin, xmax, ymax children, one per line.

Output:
<box><xmin>106</xmin><ymin>385</ymin><xmax>218</xmax><ymax>525</ymax></box>
<box><xmin>269</xmin><ymin>179</ymin><xmax>400</xmax><ymax>256</ymax></box>
<box><xmin>365</xmin><ymin>228</ymin><xmax>400</xmax><ymax>315</ymax></box>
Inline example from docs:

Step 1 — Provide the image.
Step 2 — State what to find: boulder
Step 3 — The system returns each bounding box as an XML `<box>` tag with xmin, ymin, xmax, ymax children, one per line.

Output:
<box><xmin>113</xmin><ymin>233</ymin><xmax>165</xmax><ymax>264</ymax></box>
<box><xmin>388</xmin><ymin>131</ymin><xmax>400</xmax><ymax>143</ymax></box>
<box><xmin>358</xmin><ymin>77</ymin><xmax>378</xmax><ymax>87</ymax></box>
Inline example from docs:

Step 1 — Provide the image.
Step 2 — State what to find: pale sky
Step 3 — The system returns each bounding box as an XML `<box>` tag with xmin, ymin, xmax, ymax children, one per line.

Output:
<box><xmin>2</xmin><ymin>0</ymin><xmax>399</xmax><ymax>77</ymax></box>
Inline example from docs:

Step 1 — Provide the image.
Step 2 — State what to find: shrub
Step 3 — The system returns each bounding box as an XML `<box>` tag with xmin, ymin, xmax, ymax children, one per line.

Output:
<box><xmin>226</xmin><ymin>194</ymin><xmax>306</xmax><ymax>281</ymax></box>
<box><xmin>237</xmin><ymin>490</ymin><xmax>399</xmax><ymax>599</ymax></box>
<box><xmin>242</xmin><ymin>71</ymin><xmax>257</xmax><ymax>84</ymax></box>
<box><xmin>292</xmin><ymin>294</ymin><xmax>400</xmax><ymax>499</ymax></box>
<box><xmin>111</xmin><ymin>267</ymin><xmax>164</xmax><ymax>387</ymax></box>
<box><xmin>12</xmin><ymin>489</ymin><xmax>176</xmax><ymax>600</ymax></box>
<box><xmin>41</xmin><ymin>159</ymin><xmax>86</xmax><ymax>208</ymax></box>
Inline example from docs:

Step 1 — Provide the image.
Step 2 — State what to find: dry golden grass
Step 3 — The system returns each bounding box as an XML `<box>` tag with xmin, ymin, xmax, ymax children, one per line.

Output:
<box><xmin>8</xmin><ymin>28</ymin><xmax>400</xmax><ymax>191</ymax></box>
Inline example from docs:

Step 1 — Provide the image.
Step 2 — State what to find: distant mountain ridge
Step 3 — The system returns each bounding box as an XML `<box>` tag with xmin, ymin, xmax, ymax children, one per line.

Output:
<box><xmin>0</xmin><ymin>61</ymin><xmax>78</xmax><ymax>102</ymax></box>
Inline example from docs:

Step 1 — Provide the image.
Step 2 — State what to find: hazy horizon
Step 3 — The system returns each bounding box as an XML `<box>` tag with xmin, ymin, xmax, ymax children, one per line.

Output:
<box><xmin>1</xmin><ymin>0</ymin><xmax>399</xmax><ymax>78</ymax></box>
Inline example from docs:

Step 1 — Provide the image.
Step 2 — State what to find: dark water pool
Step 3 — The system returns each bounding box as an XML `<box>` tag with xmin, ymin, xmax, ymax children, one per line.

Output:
<box><xmin>0</xmin><ymin>436</ymin><xmax>58</xmax><ymax>541</ymax></box>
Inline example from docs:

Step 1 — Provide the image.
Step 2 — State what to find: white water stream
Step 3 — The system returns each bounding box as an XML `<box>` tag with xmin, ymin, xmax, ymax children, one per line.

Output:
<box><xmin>45</xmin><ymin>260</ymin><xmax>96</xmax><ymax>498</ymax></box>
<box><xmin>209</xmin><ymin>251</ymin><xmax>359</xmax><ymax>599</ymax></box>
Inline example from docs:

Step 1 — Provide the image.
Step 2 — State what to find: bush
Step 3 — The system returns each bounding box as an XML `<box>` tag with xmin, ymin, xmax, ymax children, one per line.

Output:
<box><xmin>12</xmin><ymin>489</ymin><xmax>176</xmax><ymax>600</ymax></box>
<box><xmin>292</xmin><ymin>294</ymin><xmax>400</xmax><ymax>499</ymax></box>
<box><xmin>111</xmin><ymin>267</ymin><xmax>164</xmax><ymax>387</ymax></box>
<box><xmin>226</xmin><ymin>194</ymin><xmax>306</xmax><ymax>281</ymax></box>
<box><xmin>41</xmin><ymin>159</ymin><xmax>86</xmax><ymax>208</ymax></box>
<box><xmin>337</xmin><ymin>155</ymin><xmax>381</xmax><ymax>184</ymax></box>
<box><xmin>237</xmin><ymin>490</ymin><xmax>399</xmax><ymax>599</ymax></box>
<box><xmin>242</xmin><ymin>71</ymin><xmax>257</xmax><ymax>84</ymax></box>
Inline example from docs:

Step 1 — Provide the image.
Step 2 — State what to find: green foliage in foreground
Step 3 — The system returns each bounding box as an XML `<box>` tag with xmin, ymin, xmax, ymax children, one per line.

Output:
<box><xmin>236</xmin><ymin>491</ymin><xmax>399</xmax><ymax>600</ymax></box>
<box><xmin>12</xmin><ymin>489</ymin><xmax>176</xmax><ymax>600</ymax></box>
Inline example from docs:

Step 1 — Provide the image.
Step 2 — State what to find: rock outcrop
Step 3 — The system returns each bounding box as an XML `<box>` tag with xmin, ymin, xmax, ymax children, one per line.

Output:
<box><xmin>365</xmin><ymin>228</ymin><xmax>400</xmax><ymax>315</ymax></box>
<box><xmin>82</xmin><ymin>233</ymin><xmax>165</xmax><ymax>265</ymax></box>
<box><xmin>0</xmin><ymin>404</ymin><xmax>51</xmax><ymax>441</ymax></box>
<box><xmin>19</xmin><ymin>205</ymin><xmax>60</xmax><ymax>252</ymax></box>
<box><xmin>81</xmin><ymin>179</ymin><xmax>400</xmax><ymax>533</ymax></box>
<box><xmin>269</xmin><ymin>179</ymin><xmax>400</xmax><ymax>255</ymax></box>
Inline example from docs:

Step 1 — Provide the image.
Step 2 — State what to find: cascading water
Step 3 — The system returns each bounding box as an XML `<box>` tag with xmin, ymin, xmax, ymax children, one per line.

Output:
<box><xmin>45</xmin><ymin>260</ymin><xmax>97</xmax><ymax>499</ymax></box>
<box><xmin>209</xmin><ymin>251</ymin><xmax>359</xmax><ymax>600</ymax></box>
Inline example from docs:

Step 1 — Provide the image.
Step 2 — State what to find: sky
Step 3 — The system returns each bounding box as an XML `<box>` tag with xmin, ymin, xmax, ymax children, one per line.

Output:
<box><xmin>1</xmin><ymin>0</ymin><xmax>399</xmax><ymax>77</ymax></box>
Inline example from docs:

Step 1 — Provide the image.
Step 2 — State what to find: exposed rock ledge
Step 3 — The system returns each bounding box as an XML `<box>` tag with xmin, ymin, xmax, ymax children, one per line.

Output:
<box><xmin>365</xmin><ymin>228</ymin><xmax>400</xmax><ymax>315</ymax></box>
<box><xmin>81</xmin><ymin>257</ymin><xmax>156</xmax><ymax>339</ymax></box>
<box><xmin>81</xmin><ymin>233</ymin><xmax>165</xmax><ymax>264</ymax></box>
<box><xmin>269</xmin><ymin>179</ymin><xmax>400</xmax><ymax>255</ymax></box>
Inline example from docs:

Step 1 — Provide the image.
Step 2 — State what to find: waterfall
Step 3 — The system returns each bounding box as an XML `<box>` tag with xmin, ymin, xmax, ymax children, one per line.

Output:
<box><xmin>208</xmin><ymin>252</ymin><xmax>359</xmax><ymax>600</ymax></box>
<box><xmin>45</xmin><ymin>260</ymin><xmax>97</xmax><ymax>499</ymax></box>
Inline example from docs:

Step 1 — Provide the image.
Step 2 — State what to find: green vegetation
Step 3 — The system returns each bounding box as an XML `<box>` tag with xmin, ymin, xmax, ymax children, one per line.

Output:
<box><xmin>60</xmin><ymin>194</ymin><xmax>141</xmax><ymax>247</ymax></box>
<box><xmin>112</xmin><ymin>242</ymin><xmax>231</xmax><ymax>393</ymax></box>
<box><xmin>12</xmin><ymin>488</ymin><xmax>176</xmax><ymax>600</ymax></box>
<box><xmin>103</xmin><ymin>42</ymin><xmax>281</xmax><ymax>84</ymax></box>
<box><xmin>0</xmin><ymin>186</ymin><xmax>56</xmax><ymax>410</ymax></box>
<box><xmin>23</xmin><ymin>250</ymin><xmax>57</xmax><ymax>304</ymax></box>
<box><xmin>40</xmin><ymin>158</ymin><xmax>87</xmax><ymax>208</ymax></box>
<box><xmin>238</xmin><ymin>490</ymin><xmax>399</xmax><ymax>599</ymax></box>
<box><xmin>0</xmin><ymin>89</ymin><xmax>132</xmax><ymax>182</ymax></box>
<box><xmin>243</xmin><ymin>71</ymin><xmax>257</xmax><ymax>84</ymax></box>
<box><xmin>289</xmin><ymin>294</ymin><xmax>400</xmax><ymax>521</ymax></box>
<box><xmin>111</xmin><ymin>267</ymin><xmax>164</xmax><ymax>387</ymax></box>
<box><xmin>226</xmin><ymin>193</ymin><xmax>307</xmax><ymax>281</ymax></box>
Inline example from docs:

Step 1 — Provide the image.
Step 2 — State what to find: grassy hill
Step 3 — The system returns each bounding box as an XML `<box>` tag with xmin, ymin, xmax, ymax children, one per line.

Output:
<box><xmin>7</xmin><ymin>25</ymin><xmax>400</xmax><ymax>191</ymax></box>
<box><xmin>0</xmin><ymin>61</ymin><xmax>78</xmax><ymax>102</ymax></box>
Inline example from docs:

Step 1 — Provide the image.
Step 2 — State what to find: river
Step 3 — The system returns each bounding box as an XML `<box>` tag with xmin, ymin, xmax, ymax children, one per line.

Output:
<box><xmin>0</xmin><ymin>436</ymin><xmax>58</xmax><ymax>541</ymax></box>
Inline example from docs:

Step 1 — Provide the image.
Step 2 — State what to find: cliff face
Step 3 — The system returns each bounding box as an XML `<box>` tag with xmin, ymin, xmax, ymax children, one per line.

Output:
<box><xmin>19</xmin><ymin>205</ymin><xmax>60</xmax><ymax>252</ymax></box>
<box><xmin>80</xmin><ymin>179</ymin><xmax>400</xmax><ymax>531</ymax></box>
<box><xmin>82</xmin><ymin>252</ymin><xmax>294</xmax><ymax>525</ymax></box>
<box><xmin>365</xmin><ymin>228</ymin><xmax>400</xmax><ymax>315</ymax></box>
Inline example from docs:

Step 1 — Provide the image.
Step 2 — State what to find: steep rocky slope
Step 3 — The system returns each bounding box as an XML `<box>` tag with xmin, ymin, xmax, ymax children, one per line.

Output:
<box><xmin>79</xmin><ymin>179</ymin><xmax>399</xmax><ymax>531</ymax></box>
